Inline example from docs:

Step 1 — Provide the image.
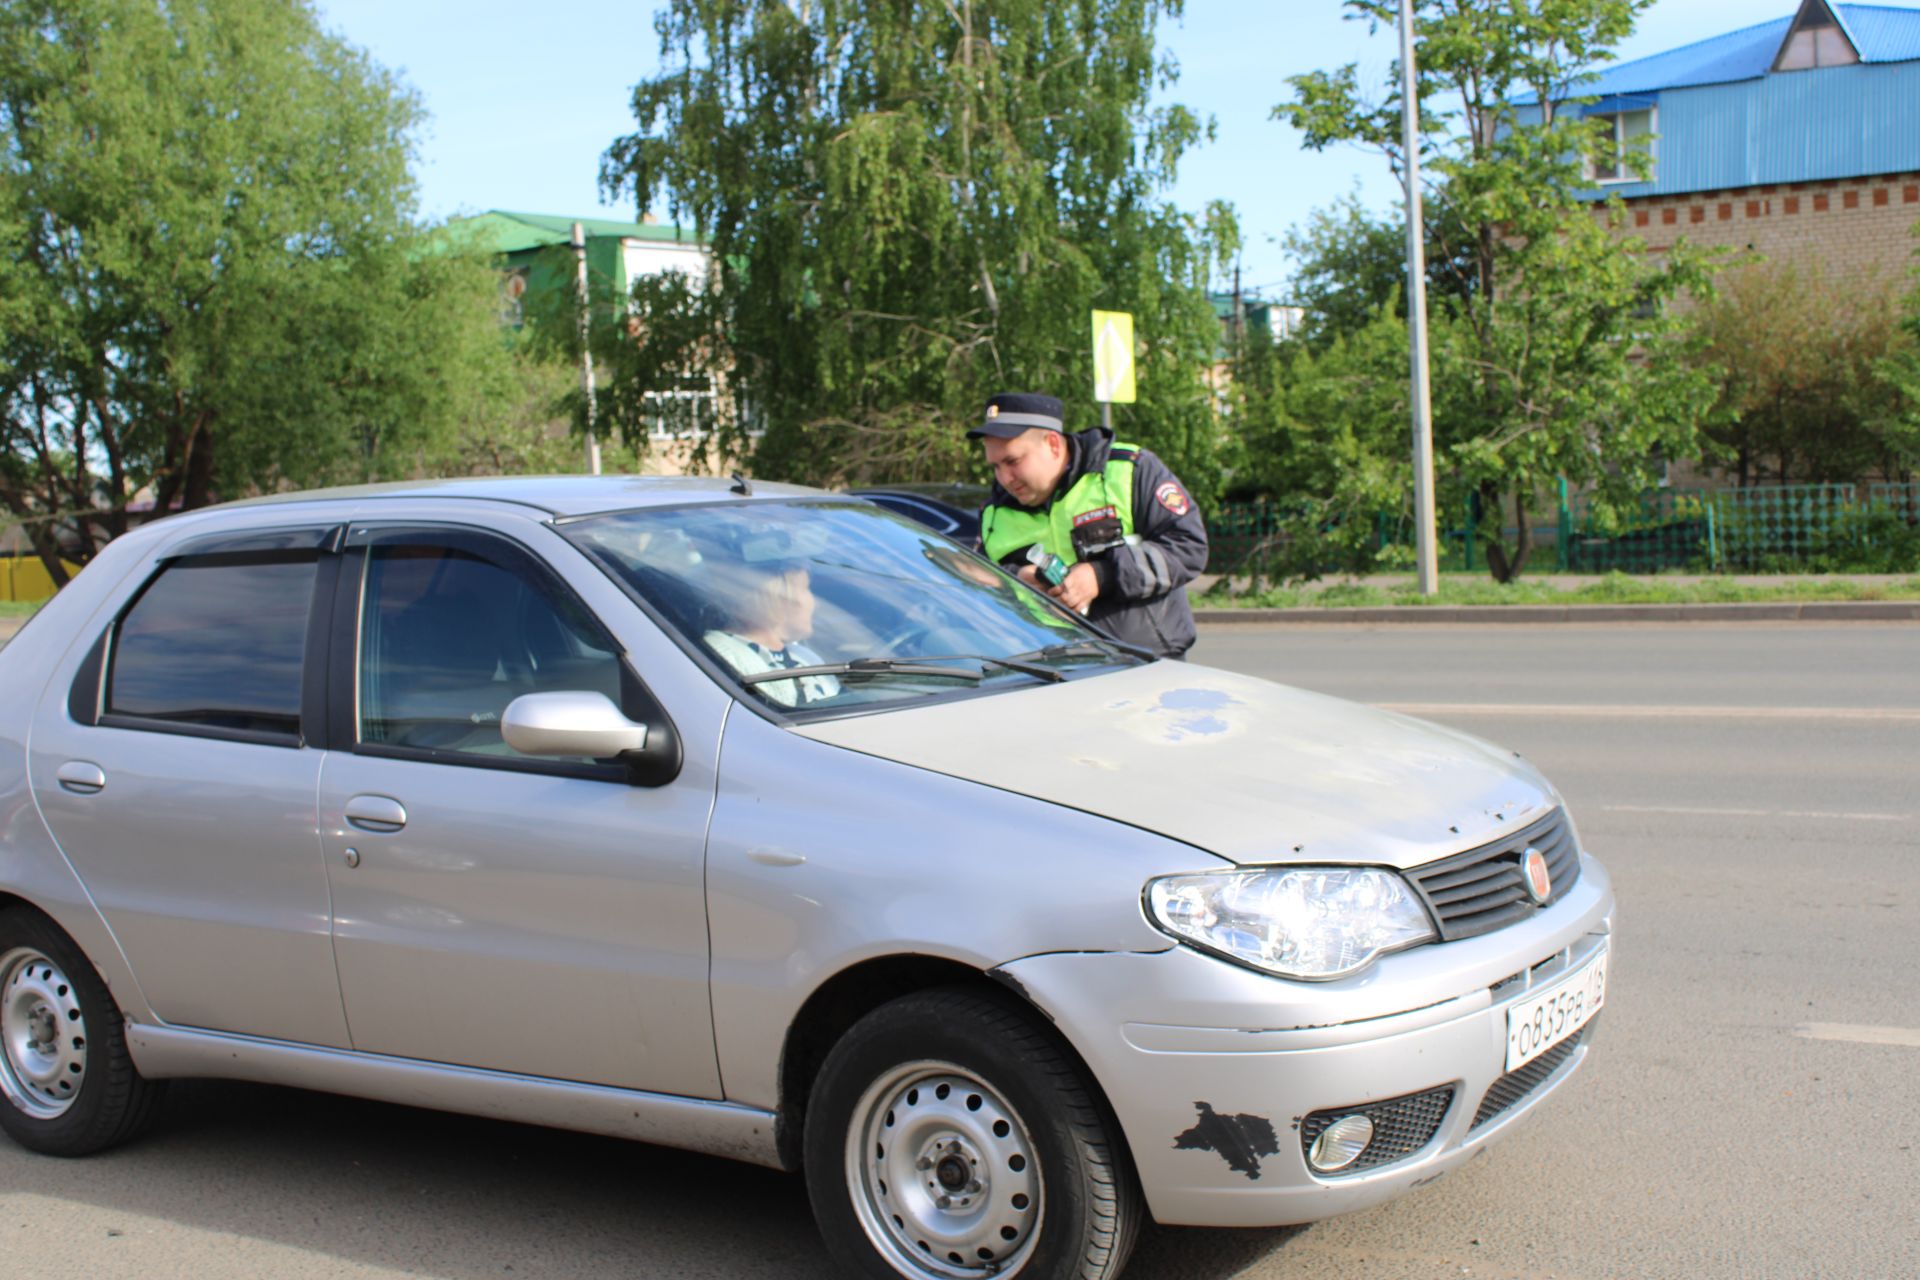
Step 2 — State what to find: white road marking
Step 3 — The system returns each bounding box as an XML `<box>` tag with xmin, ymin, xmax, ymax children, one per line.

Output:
<box><xmin>1603</xmin><ymin>803</ymin><xmax>1911</xmax><ymax>822</ymax></box>
<box><xmin>1377</xmin><ymin>701</ymin><xmax>1920</xmax><ymax>722</ymax></box>
<box><xmin>1793</xmin><ymin>1023</ymin><xmax>1920</xmax><ymax>1048</ymax></box>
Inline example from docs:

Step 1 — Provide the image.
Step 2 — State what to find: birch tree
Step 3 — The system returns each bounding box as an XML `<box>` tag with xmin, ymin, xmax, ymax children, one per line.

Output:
<box><xmin>601</xmin><ymin>0</ymin><xmax>1228</xmax><ymax>493</ymax></box>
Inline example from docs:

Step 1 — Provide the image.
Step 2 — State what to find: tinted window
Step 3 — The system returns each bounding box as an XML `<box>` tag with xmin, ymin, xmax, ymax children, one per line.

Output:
<box><xmin>358</xmin><ymin>545</ymin><xmax>622</xmax><ymax>762</ymax></box>
<box><xmin>107</xmin><ymin>556</ymin><xmax>316</xmax><ymax>736</ymax></box>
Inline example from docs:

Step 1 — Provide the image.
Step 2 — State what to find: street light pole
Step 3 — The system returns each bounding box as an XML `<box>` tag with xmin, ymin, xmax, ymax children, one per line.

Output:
<box><xmin>572</xmin><ymin>221</ymin><xmax>603</xmax><ymax>476</ymax></box>
<box><xmin>1399</xmin><ymin>0</ymin><xmax>1439</xmax><ymax>595</ymax></box>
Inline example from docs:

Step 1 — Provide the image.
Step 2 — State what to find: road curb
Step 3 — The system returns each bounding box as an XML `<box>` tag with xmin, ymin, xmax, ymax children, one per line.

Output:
<box><xmin>1194</xmin><ymin>600</ymin><xmax>1920</xmax><ymax>625</ymax></box>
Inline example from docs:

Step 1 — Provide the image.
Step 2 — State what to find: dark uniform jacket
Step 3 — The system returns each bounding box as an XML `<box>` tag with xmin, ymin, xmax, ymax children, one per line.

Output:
<box><xmin>981</xmin><ymin>427</ymin><xmax>1209</xmax><ymax>657</ymax></box>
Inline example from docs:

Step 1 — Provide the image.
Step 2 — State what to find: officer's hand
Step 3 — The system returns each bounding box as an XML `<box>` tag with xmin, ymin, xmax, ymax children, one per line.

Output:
<box><xmin>1014</xmin><ymin>565</ymin><xmax>1042</xmax><ymax>589</ymax></box>
<box><xmin>1048</xmin><ymin>562</ymin><xmax>1100</xmax><ymax>614</ymax></box>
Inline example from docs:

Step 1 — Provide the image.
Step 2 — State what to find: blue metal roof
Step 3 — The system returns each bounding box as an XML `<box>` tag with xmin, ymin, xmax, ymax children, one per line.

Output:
<box><xmin>1844</xmin><ymin>3</ymin><xmax>1920</xmax><ymax>59</ymax></box>
<box><xmin>1528</xmin><ymin>3</ymin><xmax>1920</xmax><ymax>100</ymax></box>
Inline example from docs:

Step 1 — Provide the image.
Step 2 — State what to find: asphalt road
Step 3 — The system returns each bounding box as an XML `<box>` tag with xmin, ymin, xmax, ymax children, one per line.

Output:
<box><xmin>4</xmin><ymin>622</ymin><xmax>1916</xmax><ymax>1279</ymax></box>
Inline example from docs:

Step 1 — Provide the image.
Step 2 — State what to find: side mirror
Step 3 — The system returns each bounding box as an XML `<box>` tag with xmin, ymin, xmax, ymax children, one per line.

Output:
<box><xmin>502</xmin><ymin>691</ymin><xmax>649</xmax><ymax>759</ymax></box>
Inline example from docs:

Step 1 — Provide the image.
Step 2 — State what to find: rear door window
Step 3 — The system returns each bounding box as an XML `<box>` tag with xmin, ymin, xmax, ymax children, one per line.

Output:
<box><xmin>106</xmin><ymin>555</ymin><xmax>318</xmax><ymax>741</ymax></box>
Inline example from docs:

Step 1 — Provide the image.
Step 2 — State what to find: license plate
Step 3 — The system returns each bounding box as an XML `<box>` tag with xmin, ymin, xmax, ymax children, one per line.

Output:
<box><xmin>1505</xmin><ymin>944</ymin><xmax>1608</xmax><ymax>1072</ymax></box>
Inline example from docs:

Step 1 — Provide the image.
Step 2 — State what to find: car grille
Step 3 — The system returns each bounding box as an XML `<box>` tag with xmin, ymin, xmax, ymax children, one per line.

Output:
<box><xmin>1470</xmin><ymin>1023</ymin><xmax>1593</xmax><ymax>1131</ymax></box>
<box><xmin>1405</xmin><ymin>808</ymin><xmax>1581</xmax><ymax>942</ymax></box>
<box><xmin>1300</xmin><ymin>1085</ymin><xmax>1456</xmax><ymax>1176</ymax></box>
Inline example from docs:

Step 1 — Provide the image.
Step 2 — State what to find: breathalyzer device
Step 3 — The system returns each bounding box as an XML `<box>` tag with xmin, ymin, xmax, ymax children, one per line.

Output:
<box><xmin>1024</xmin><ymin>543</ymin><xmax>1069</xmax><ymax>588</ymax></box>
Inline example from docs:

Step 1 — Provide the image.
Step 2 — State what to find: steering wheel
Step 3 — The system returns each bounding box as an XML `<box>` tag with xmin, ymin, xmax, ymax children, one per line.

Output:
<box><xmin>875</xmin><ymin>621</ymin><xmax>939</xmax><ymax>657</ymax></box>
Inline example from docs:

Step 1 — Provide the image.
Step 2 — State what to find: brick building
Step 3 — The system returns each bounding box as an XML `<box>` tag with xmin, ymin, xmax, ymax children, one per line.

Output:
<box><xmin>1554</xmin><ymin>0</ymin><xmax>1920</xmax><ymax>285</ymax></box>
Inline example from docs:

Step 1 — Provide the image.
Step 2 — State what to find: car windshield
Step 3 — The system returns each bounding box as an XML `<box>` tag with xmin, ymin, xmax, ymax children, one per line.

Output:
<box><xmin>563</xmin><ymin>500</ymin><xmax>1137</xmax><ymax>713</ymax></box>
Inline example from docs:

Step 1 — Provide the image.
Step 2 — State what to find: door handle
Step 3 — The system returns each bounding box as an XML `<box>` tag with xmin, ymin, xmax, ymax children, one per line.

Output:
<box><xmin>56</xmin><ymin>762</ymin><xmax>106</xmax><ymax>795</ymax></box>
<box><xmin>344</xmin><ymin>794</ymin><xmax>407</xmax><ymax>833</ymax></box>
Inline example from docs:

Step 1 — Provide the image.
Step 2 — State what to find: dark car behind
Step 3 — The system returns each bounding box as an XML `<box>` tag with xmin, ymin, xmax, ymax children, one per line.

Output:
<box><xmin>846</xmin><ymin>484</ymin><xmax>988</xmax><ymax>546</ymax></box>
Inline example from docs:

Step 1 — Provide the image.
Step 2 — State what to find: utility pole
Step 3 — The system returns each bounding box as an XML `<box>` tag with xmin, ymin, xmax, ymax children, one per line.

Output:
<box><xmin>572</xmin><ymin>221</ymin><xmax>602</xmax><ymax>476</ymax></box>
<box><xmin>1399</xmin><ymin>0</ymin><xmax>1439</xmax><ymax>595</ymax></box>
<box><xmin>1232</xmin><ymin>262</ymin><xmax>1246</xmax><ymax>364</ymax></box>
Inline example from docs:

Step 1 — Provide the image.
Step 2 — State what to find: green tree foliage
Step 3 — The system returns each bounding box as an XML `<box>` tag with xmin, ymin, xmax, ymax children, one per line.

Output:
<box><xmin>1279</xmin><ymin>191</ymin><xmax>1474</xmax><ymax>352</ymax></box>
<box><xmin>0</xmin><ymin>0</ymin><xmax>517</xmax><ymax>581</ymax></box>
<box><xmin>1696</xmin><ymin>261</ymin><xmax>1916</xmax><ymax>487</ymax></box>
<box><xmin>1877</xmin><ymin>236</ymin><xmax>1920</xmax><ymax>484</ymax></box>
<box><xmin>1277</xmin><ymin>0</ymin><xmax>1718</xmax><ymax>581</ymax></box>
<box><xmin>600</xmin><ymin>0</ymin><xmax>1228</xmax><ymax>494</ymax></box>
<box><xmin>1252</xmin><ymin>304</ymin><xmax>1420</xmax><ymax>581</ymax></box>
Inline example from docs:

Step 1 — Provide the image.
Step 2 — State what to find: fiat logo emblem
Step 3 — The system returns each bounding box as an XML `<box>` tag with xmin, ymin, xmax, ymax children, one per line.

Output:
<box><xmin>1520</xmin><ymin>847</ymin><xmax>1552</xmax><ymax>904</ymax></box>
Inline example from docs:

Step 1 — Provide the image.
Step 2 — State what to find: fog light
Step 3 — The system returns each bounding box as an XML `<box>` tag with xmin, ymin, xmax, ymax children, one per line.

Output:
<box><xmin>1307</xmin><ymin>1114</ymin><xmax>1375</xmax><ymax>1172</ymax></box>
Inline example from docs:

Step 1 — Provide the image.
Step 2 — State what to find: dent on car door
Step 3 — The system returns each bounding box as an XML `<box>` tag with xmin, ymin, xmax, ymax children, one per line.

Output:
<box><xmin>26</xmin><ymin>531</ymin><xmax>351</xmax><ymax>1047</ymax></box>
<box><xmin>315</xmin><ymin>525</ymin><xmax>720</xmax><ymax>1097</ymax></box>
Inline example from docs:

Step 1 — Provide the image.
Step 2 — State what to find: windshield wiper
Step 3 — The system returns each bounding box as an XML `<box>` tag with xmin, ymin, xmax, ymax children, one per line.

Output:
<box><xmin>738</xmin><ymin>658</ymin><xmax>984</xmax><ymax>685</ymax></box>
<box><xmin>739</xmin><ymin>653</ymin><xmax>1069</xmax><ymax>686</ymax></box>
<box><xmin>1009</xmin><ymin>638</ymin><xmax>1153</xmax><ymax>665</ymax></box>
<box><xmin>910</xmin><ymin>653</ymin><xmax>1067</xmax><ymax>683</ymax></box>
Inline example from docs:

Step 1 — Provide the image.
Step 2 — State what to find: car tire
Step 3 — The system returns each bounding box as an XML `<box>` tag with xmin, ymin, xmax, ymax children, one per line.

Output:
<box><xmin>0</xmin><ymin>906</ymin><xmax>165</xmax><ymax>1156</ymax></box>
<box><xmin>804</xmin><ymin>985</ymin><xmax>1141</xmax><ymax>1280</ymax></box>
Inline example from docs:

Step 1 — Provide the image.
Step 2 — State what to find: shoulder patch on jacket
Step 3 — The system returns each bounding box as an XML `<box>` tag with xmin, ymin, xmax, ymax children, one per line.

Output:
<box><xmin>1155</xmin><ymin>481</ymin><xmax>1190</xmax><ymax>516</ymax></box>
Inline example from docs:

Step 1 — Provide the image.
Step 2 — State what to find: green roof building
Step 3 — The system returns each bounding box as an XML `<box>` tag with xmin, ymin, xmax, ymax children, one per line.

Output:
<box><xmin>446</xmin><ymin>210</ymin><xmax>710</xmax><ymax>326</ymax></box>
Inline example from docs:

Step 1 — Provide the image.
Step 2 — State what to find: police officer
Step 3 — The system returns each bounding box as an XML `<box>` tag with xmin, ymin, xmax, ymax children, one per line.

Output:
<box><xmin>970</xmin><ymin>391</ymin><xmax>1208</xmax><ymax>658</ymax></box>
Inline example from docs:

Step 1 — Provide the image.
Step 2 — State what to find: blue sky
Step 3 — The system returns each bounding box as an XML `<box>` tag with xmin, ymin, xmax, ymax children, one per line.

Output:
<box><xmin>312</xmin><ymin>0</ymin><xmax>1823</xmax><ymax>294</ymax></box>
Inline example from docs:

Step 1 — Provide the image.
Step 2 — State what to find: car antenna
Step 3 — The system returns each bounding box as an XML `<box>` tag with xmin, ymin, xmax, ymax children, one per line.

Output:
<box><xmin>730</xmin><ymin>471</ymin><xmax>752</xmax><ymax>497</ymax></box>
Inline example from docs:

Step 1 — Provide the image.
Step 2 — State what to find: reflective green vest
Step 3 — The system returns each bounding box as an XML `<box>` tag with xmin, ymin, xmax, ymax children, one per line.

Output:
<box><xmin>981</xmin><ymin>445</ymin><xmax>1138</xmax><ymax>566</ymax></box>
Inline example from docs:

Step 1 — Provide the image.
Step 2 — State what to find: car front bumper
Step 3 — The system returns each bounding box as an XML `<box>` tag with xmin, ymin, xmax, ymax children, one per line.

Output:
<box><xmin>996</xmin><ymin>856</ymin><xmax>1614</xmax><ymax>1228</ymax></box>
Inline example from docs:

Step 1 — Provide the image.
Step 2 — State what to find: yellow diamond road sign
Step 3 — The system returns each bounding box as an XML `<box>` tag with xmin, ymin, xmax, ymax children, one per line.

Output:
<box><xmin>1092</xmin><ymin>310</ymin><xmax>1135</xmax><ymax>404</ymax></box>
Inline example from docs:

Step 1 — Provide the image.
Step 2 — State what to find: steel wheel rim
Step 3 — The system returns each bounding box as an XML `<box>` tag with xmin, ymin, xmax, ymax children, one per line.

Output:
<box><xmin>0</xmin><ymin>947</ymin><xmax>88</xmax><ymax>1120</ymax></box>
<box><xmin>845</xmin><ymin>1059</ymin><xmax>1043</xmax><ymax>1279</ymax></box>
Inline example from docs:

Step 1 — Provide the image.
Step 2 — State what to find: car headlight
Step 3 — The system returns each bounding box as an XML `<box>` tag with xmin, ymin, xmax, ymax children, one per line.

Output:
<box><xmin>1145</xmin><ymin>867</ymin><xmax>1438</xmax><ymax>981</ymax></box>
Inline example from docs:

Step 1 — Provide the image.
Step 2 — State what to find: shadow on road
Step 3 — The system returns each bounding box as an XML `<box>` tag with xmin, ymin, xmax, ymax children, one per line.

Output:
<box><xmin>13</xmin><ymin>1079</ymin><xmax>1308</xmax><ymax>1279</ymax></box>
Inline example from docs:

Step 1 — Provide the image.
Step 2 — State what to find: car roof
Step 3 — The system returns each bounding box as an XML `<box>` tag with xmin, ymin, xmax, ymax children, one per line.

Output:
<box><xmin>219</xmin><ymin>475</ymin><xmax>833</xmax><ymax>519</ymax></box>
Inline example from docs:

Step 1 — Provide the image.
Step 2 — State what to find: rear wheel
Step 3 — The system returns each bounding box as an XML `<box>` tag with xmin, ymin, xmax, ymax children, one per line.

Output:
<box><xmin>0</xmin><ymin>908</ymin><xmax>164</xmax><ymax>1155</ymax></box>
<box><xmin>804</xmin><ymin>986</ymin><xmax>1141</xmax><ymax>1280</ymax></box>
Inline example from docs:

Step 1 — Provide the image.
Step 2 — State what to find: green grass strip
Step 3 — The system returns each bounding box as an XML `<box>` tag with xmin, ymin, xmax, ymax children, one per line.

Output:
<box><xmin>1202</xmin><ymin>572</ymin><xmax>1920</xmax><ymax>609</ymax></box>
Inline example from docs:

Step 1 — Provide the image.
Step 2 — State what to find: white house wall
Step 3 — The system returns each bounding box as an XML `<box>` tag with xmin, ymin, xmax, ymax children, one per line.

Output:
<box><xmin>623</xmin><ymin>238</ymin><xmax>709</xmax><ymax>288</ymax></box>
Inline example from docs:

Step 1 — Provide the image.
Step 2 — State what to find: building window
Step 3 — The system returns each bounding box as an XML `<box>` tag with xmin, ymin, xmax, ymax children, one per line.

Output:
<box><xmin>1774</xmin><ymin>2</ymin><xmax>1859</xmax><ymax>72</ymax></box>
<box><xmin>645</xmin><ymin>384</ymin><xmax>719</xmax><ymax>441</ymax></box>
<box><xmin>1587</xmin><ymin>108</ymin><xmax>1655</xmax><ymax>184</ymax></box>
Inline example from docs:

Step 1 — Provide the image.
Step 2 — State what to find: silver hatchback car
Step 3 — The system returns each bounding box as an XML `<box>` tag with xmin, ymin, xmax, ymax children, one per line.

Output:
<box><xmin>0</xmin><ymin>478</ymin><xmax>1612</xmax><ymax>1280</ymax></box>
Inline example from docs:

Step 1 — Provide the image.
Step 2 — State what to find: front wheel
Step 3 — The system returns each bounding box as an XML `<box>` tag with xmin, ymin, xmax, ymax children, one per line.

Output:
<box><xmin>0</xmin><ymin>907</ymin><xmax>165</xmax><ymax>1155</ymax></box>
<box><xmin>804</xmin><ymin>987</ymin><xmax>1141</xmax><ymax>1280</ymax></box>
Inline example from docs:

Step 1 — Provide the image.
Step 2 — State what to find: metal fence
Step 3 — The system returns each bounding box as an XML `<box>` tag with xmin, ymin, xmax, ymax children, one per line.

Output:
<box><xmin>1203</xmin><ymin>503</ymin><xmax>1480</xmax><ymax>578</ymax></box>
<box><xmin>1207</xmin><ymin>482</ymin><xmax>1920</xmax><ymax>576</ymax></box>
<box><xmin>1205</xmin><ymin>502</ymin><xmax>1283</xmax><ymax>576</ymax></box>
<box><xmin>1557</xmin><ymin>489</ymin><xmax>1712</xmax><ymax>573</ymax></box>
<box><xmin>0</xmin><ymin>554</ymin><xmax>77</xmax><ymax>603</ymax></box>
<box><xmin>1871</xmin><ymin>482</ymin><xmax>1920</xmax><ymax>525</ymax></box>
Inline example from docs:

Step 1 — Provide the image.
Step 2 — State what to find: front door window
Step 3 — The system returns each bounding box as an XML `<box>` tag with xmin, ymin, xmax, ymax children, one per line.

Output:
<box><xmin>358</xmin><ymin>544</ymin><xmax>623</xmax><ymax>765</ymax></box>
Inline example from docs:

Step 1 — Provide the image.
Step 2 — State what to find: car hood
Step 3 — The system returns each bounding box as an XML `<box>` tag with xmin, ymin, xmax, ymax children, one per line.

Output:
<box><xmin>794</xmin><ymin>662</ymin><xmax>1556</xmax><ymax>867</ymax></box>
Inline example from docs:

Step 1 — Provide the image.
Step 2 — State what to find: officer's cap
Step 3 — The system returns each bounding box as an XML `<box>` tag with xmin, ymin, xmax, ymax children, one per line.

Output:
<box><xmin>967</xmin><ymin>392</ymin><xmax>1064</xmax><ymax>439</ymax></box>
